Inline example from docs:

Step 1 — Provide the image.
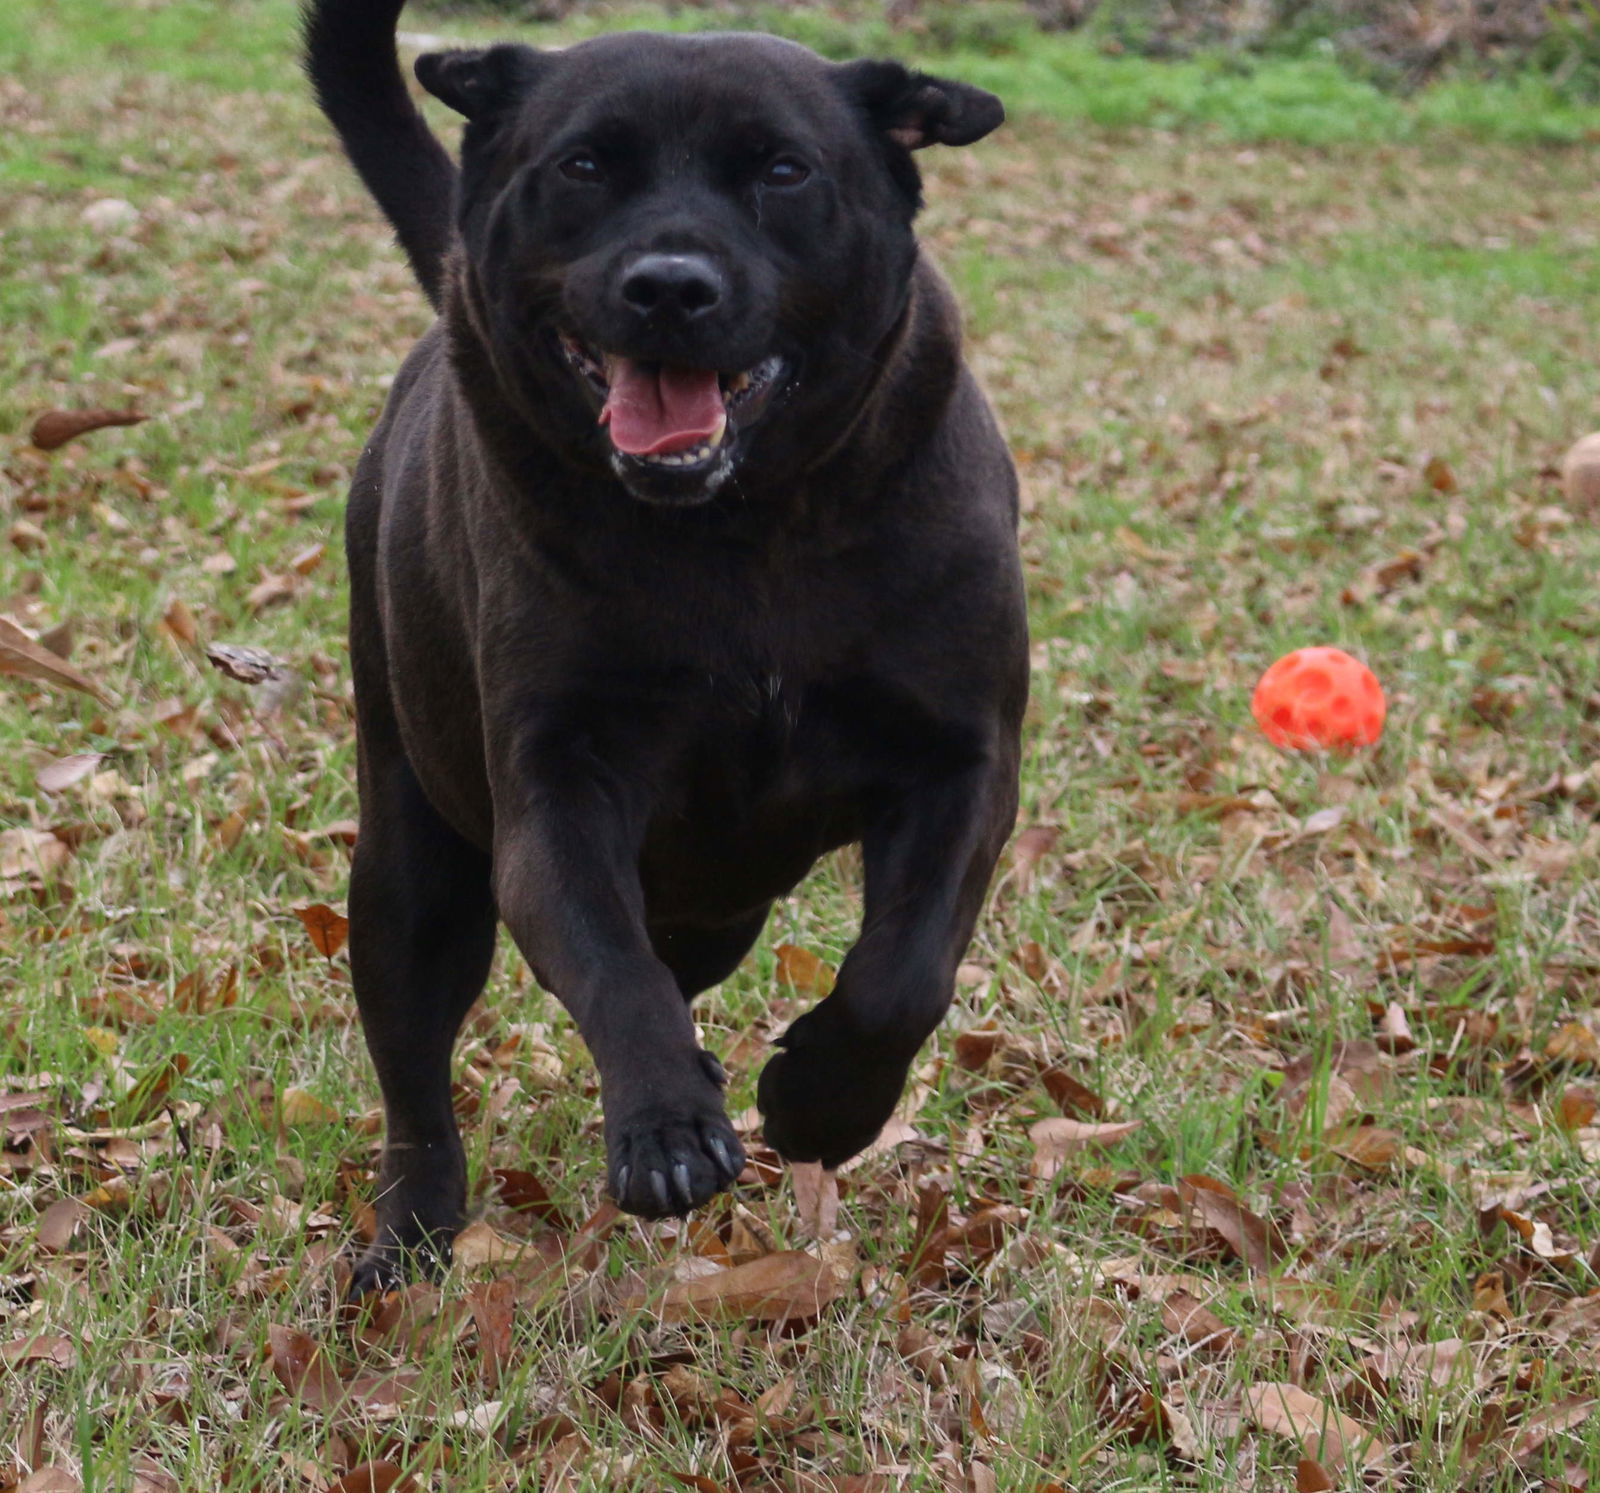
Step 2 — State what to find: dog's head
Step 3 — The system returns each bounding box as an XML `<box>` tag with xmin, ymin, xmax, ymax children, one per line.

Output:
<box><xmin>416</xmin><ymin>32</ymin><xmax>1002</xmax><ymax>505</ymax></box>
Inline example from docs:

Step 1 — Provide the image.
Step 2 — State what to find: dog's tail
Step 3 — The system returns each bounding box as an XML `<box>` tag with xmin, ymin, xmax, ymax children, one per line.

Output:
<box><xmin>303</xmin><ymin>0</ymin><xmax>455</xmax><ymax>308</ymax></box>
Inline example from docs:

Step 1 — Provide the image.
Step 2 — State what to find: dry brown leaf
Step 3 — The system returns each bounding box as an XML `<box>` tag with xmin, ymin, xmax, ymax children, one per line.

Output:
<box><xmin>161</xmin><ymin>597</ymin><xmax>199</xmax><ymax>648</ymax></box>
<box><xmin>452</xmin><ymin>1220</ymin><xmax>528</xmax><ymax>1270</ymax></box>
<box><xmin>36</xmin><ymin>1196</ymin><xmax>88</xmax><ymax>1252</ymax></box>
<box><xmin>467</xmin><ymin>1278</ymin><xmax>514</xmax><ymax>1391</ymax></box>
<box><xmin>1040</xmin><ymin>1065</ymin><xmax>1107</xmax><ymax>1118</ymax></box>
<box><xmin>266</xmin><ymin>1323</ymin><xmax>344</xmax><ymax>1412</ymax></box>
<box><xmin>325</xmin><ymin>1462</ymin><xmax>416</xmax><ymax>1493</ymax></box>
<box><xmin>1179</xmin><ymin>1176</ymin><xmax>1284</xmax><ymax>1273</ymax></box>
<box><xmin>1330</xmin><ymin>1125</ymin><xmax>1403</xmax><ymax>1171</ymax></box>
<box><xmin>280</xmin><ymin>1087</ymin><xmax>341</xmax><ymax>1126</ymax></box>
<box><xmin>1422</xmin><ymin>455</ymin><xmax>1458</xmax><ymax>493</ymax></box>
<box><xmin>774</xmin><ymin>943</ymin><xmax>835</xmax><ymax>994</ymax></box>
<box><xmin>1011</xmin><ymin>824</ymin><xmax>1058</xmax><ymax>892</ymax></box>
<box><xmin>1512</xmin><ymin>1397</ymin><xmax>1596</xmax><ymax>1461</ymax></box>
<box><xmin>1546</xmin><ymin>1022</ymin><xmax>1600</xmax><ymax>1066</ymax></box>
<box><xmin>1473</xmin><ymin>1270</ymin><xmax>1513</xmax><ymax>1318</ymax></box>
<box><xmin>1295</xmin><ymin>1459</ymin><xmax>1335</xmax><ymax>1492</ymax></box>
<box><xmin>1030</xmin><ymin>1117</ymin><xmax>1140</xmax><ymax>1179</ymax></box>
<box><xmin>204</xmin><ymin>642</ymin><xmax>289</xmax><ymax>685</ymax></box>
<box><xmin>1557</xmin><ymin>1086</ymin><xmax>1597</xmax><ymax>1131</ymax></box>
<box><xmin>0</xmin><ymin>617</ymin><xmax>111</xmax><ymax>703</ymax></box>
<box><xmin>17</xmin><ymin>1470</ymin><xmax>82</xmax><ymax>1493</ymax></box>
<box><xmin>294</xmin><ymin>903</ymin><xmax>349</xmax><ymax>959</ymax></box>
<box><xmin>632</xmin><ymin>1250</ymin><xmax>846</xmax><ymax>1324</ymax></box>
<box><xmin>246</xmin><ymin>572</ymin><xmax>297</xmax><ymax>614</ymax></box>
<box><xmin>1</xmin><ymin>828</ymin><xmax>72</xmax><ymax>887</ymax></box>
<box><xmin>1159</xmin><ymin>1290</ymin><xmax>1240</xmax><ymax>1353</ymax></box>
<box><xmin>37</xmin><ymin>753</ymin><xmax>105</xmax><ymax>793</ymax></box>
<box><xmin>1243</xmin><ymin>1382</ymin><xmax>1387</xmax><ymax>1469</ymax></box>
<box><xmin>791</xmin><ymin>1161</ymin><xmax>840</xmax><ymax>1237</ymax></box>
<box><xmin>1</xmin><ymin>1334</ymin><xmax>77</xmax><ymax>1369</ymax></box>
<box><xmin>30</xmin><ymin>407</ymin><xmax>146</xmax><ymax>450</ymax></box>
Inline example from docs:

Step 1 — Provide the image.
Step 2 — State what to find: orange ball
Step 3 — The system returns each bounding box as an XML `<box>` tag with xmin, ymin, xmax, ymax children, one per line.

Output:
<box><xmin>1251</xmin><ymin>647</ymin><xmax>1385</xmax><ymax>751</ymax></box>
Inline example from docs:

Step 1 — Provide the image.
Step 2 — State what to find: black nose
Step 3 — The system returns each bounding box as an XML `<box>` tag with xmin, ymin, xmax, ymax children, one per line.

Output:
<box><xmin>620</xmin><ymin>254</ymin><xmax>724</xmax><ymax>320</ymax></box>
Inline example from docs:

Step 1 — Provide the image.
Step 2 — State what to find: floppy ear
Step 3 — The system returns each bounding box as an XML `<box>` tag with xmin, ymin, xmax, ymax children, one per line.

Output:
<box><xmin>833</xmin><ymin>59</ymin><xmax>1004</xmax><ymax>150</ymax></box>
<box><xmin>414</xmin><ymin>43</ymin><xmax>545</xmax><ymax>121</ymax></box>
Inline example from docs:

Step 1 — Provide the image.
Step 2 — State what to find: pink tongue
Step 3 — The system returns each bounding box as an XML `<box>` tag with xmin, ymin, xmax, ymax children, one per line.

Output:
<box><xmin>600</xmin><ymin>358</ymin><xmax>725</xmax><ymax>456</ymax></box>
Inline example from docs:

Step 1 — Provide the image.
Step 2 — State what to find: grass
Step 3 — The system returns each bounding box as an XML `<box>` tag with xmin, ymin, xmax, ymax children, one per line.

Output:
<box><xmin>2</xmin><ymin>0</ymin><xmax>1600</xmax><ymax>1489</ymax></box>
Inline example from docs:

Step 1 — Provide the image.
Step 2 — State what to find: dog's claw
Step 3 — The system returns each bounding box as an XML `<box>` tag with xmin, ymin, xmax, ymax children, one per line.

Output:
<box><xmin>650</xmin><ymin>1169</ymin><xmax>671</xmax><ymax>1214</ymax></box>
<box><xmin>702</xmin><ymin>1052</ymin><xmax>728</xmax><ymax>1087</ymax></box>
<box><xmin>672</xmin><ymin>1161</ymin><xmax>694</xmax><ymax>1208</ymax></box>
<box><xmin>615</xmin><ymin>1164</ymin><xmax>630</xmax><ymax>1200</ymax></box>
<box><xmin>708</xmin><ymin>1135</ymin><xmax>732</xmax><ymax>1177</ymax></box>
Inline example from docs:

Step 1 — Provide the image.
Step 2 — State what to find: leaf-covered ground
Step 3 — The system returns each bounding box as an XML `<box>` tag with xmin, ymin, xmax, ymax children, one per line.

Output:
<box><xmin>2</xmin><ymin>2</ymin><xmax>1599</xmax><ymax>1489</ymax></box>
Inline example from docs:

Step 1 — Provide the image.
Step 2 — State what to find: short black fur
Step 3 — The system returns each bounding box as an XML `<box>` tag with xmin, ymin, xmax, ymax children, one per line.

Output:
<box><xmin>303</xmin><ymin>0</ymin><xmax>1028</xmax><ymax>1292</ymax></box>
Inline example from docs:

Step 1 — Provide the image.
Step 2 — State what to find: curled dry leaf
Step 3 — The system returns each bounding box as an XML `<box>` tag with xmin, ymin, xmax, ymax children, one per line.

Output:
<box><xmin>37</xmin><ymin>752</ymin><xmax>105</xmax><ymax>794</ymax></box>
<box><xmin>30</xmin><ymin>407</ymin><xmax>146</xmax><ymax>451</ymax></box>
<box><xmin>1029</xmin><ymin>1117</ymin><xmax>1140</xmax><ymax>1180</ymax></box>
<box><xmin>1243</xmin><ymin>1382</ymin><xmax>1387</xmax><ymax>1469</ymax></box>
<box><xmin>205</xmin><ymin>642</ymin><xmax>289</xmax><ymax>686</ymax></box>
<box><xmin>791</xmin><ymin>1161</ymin><xmax>840</xmax><ymax>1238</ymax></box>
<box><xmin>0</xmin><ymin>616</ymin><xmax>111</xmax><ymax>703</ymax></box>
<box><xmin>294</xmin><ymin>903</ymin><xmax>349</xmax><ymax>959</ymax></box>
<box><xmin>630</xmin><ymin>1249</ymin><xmax>847</xmax><ymax>1325</ymax></box>
<box><xmin>1040</xmin><ymin>1065</ymin><xmax>1107</xmax><ymax>1119</ymax></box>
<box><xmin>1179</xmin><ymin>1175</ymin><xmax>1285</xmax><ymax>1273</ymax></box>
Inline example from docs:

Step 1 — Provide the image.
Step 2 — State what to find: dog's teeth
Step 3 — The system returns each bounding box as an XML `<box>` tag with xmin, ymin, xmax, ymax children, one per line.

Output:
<box><xmin>709</xmin><ymin>412</ymin><xmax>727</xmax><ymax>446</ymax></box>
<box><xmin>727</xmin><ymin>370</ymin><xmax>751</xmax><ymax>396</ymax></box>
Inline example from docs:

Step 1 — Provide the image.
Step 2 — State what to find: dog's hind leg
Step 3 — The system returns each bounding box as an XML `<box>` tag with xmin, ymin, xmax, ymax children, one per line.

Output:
<box><xmin>346</xmin><ymin>747</ymin><xmax>497</xmax><ymax>1295</ymax></box>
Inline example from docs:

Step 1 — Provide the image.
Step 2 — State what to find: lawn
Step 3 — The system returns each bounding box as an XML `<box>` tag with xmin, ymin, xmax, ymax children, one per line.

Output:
<box><xmin>2</xmin><ymin>2</ymin><xmax>1599</xmax><ymax>1489</ymax></box>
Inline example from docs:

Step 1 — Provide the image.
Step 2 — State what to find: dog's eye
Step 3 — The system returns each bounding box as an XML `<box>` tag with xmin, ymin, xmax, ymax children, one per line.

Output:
<box><xmin>558</xmin><ymin>153</ymin><xmax>604</xmax><ymax>184</ymax></box>
<box><xmin>760</xmin><ymin>155</ymin><xmax>810</xmax><ymax>188</ymax></box>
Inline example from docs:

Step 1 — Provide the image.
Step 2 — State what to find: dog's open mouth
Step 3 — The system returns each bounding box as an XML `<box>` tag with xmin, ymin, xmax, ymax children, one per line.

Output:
<box><xmin>560</xmin><ymin>333</ymin><xmax>785</xmax><ymax>473</ymax></box>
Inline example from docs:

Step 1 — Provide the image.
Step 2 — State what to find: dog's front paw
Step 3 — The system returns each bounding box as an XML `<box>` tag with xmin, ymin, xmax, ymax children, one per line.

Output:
<box><xmin>604</xmin><ymin>1050</ymin><xmax>745</xmax><ymax>1218</ymax></box>
<box><xmin>757</xmin><ymin>1017</ymin><xmax>909</xmax><ymax>1169</ymax></box>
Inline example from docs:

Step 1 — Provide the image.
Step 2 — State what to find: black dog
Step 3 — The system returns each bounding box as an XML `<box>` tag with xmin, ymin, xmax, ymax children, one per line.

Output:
<box><xmin>304</xmin><ymin>0</ymin><xmax>1028</xmax><ymax>1291</ymax></box>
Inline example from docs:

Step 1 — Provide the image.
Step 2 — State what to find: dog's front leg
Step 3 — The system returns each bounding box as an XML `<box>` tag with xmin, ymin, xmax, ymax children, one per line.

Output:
<box><xmin>758</xmin><ymin>758</ymin><xmax>1015</xmax><ymax>1167</ymax></box>
<box><xmin>492</xmin><ymin>775</ymin><xmax>746</xmax><ymax>1218</ymax></box>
